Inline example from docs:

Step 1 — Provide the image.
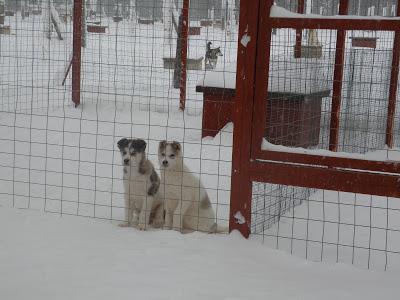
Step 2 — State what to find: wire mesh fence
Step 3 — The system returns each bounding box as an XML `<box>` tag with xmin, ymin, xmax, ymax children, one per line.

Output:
<box><xmin>0</xmin><ymin>0</ymin><xmax>237</xmax><ymax>232</ymax></box>
<box><xmin>251</xmin><ymin>1</ymin><xmax>400</xmax><ymax>271</ymax></box>
<box><xmin>252</xmin><ymin>183</ymin><xmax>400</xmax><ymax>271</ymax></box>
<box><xmin>2</xmin><ymin>0</ymin><xmax>400</xmax><ymax>271</ymax></box>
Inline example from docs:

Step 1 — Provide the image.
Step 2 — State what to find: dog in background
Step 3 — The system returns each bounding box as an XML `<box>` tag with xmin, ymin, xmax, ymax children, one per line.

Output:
<box><xmin>117</xmin><ymin>138</ymin><xmax>164</xmax><ymax>230</ymax></box>
<box><xmin>205</xmin><ymin>41</ymin><xmax>223</xmax><ymax>70</ymax></box>
<box><xmin>158</xmin><ymin>141</ymin><xmax>227</xmax><ymax>233</ymax></box>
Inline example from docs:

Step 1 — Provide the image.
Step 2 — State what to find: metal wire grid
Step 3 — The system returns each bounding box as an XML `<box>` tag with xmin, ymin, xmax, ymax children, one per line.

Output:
<box><xmin>78</xmin><ymin>0</ymin><xmax>239</xmax><ymax>116</ymax></box>
<box><xmin>251</xmin><ymin>2</ymin><xmax>400</xmax><ymax>270</ymax></box>
<box><xmin>1</xmin><ymin>0</ymin><xmax>72</xmax><ymax>112</ymax></box>
<box><xmin>252</xmin><ymin>184</ymin><xmax>400</xmax><ymax>271</ymax></box>
<box><xmin>275</xmin><ymin>0</ymin><xmax>399</xmax><ymax>16</ymax></box>
<box><xmin>0</xmin><ymin>0</ymin><xmax>237</xmax><ymax>231</ymax></box>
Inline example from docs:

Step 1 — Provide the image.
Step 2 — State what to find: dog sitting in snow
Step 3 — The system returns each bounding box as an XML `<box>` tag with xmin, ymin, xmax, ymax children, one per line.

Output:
<box><xmin>158</xmin><ymin>141</ymin><xmax>227</xmax><ymax>233</ymax></box>
<box><xmin>205</xmin><ymin>41</ymin><xmax>223</xmax><ymax>70</ymax></box>
<box><xmin>117</xmin><ymin>138</ymin><xmax>164</xmax><ymax>230</ymax></box>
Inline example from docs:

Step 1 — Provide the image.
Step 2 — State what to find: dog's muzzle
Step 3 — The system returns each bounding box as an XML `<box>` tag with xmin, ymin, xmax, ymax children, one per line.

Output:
<box><xmin>162</xmin><ymin>160</ymin><xmax>168</xmax><ymax>166</ymax></box>
<box><xmin>124</xmin><ymin>159</ymin><xmax>130</xmax><ymax>165</ymax></box>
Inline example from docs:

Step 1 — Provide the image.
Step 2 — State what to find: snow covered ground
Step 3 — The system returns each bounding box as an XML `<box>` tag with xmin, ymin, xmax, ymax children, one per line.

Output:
<box><xmin>0</xmin><ymin>13</ymin><xmax>234</xmax><ymax>224</ymax></box>
<box><xmin>256</xmin><ymin>189</ymin><xmax>400</xmax><ymax>271</ymax></box>
<box><xmin>0</xmin><ymin>102</ymin><xmax>232</xmax><ymax>223</ymax></box>
<box><xmin>1</xmin><ymin>207</ymin><xmax>400</xmax><ymax>300</ymax></box>
<box><xmin>2</xmin><ymin>8</ymin><xmax>400</xmax><ymax>278</ymax></box>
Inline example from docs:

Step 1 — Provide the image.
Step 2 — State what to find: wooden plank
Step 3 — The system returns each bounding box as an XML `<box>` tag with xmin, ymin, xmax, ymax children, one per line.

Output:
<box><xmin>72</xmin><ymin>0</ymin><xmax>83</xmax><ymax>107</ymax></box>
<box><xmin>250</xmin><ymin>0</ymin><xmax>273</xmax><ymax>160</ymax></box>
<box><xmin>249</xmin><ymin>161</ymin><xmax>400</xmax><ymax>198</ymax></box>
<box><xmin>269</xmin><ymin>17</ymin><xmax>400</xmax><ymax>31</ymax></box>
<box><xmin>294</xmin><ymin>0</ymin><xmax>304</xmax><ymax>58</ymax></box>
<box><xmin>229</xmin><ymin>0</ymin><xmax>263</xmax><ymax>238</ymax></box>
<box><xmin>256</xmin><ymin>150</ymin><xmax>400</xmax><ymax>174</ymax></box>
<box><xmin>386</xmin><ymin>1</ymin><xmax>400</xmax><ymax>147</ymax></box>
<box><xmin>179</xmin><ymin>0</ymin><xmax>189</xmax><ymax>110</ymax></box>
<box><xmin>329</xmin><ymin>0</ymin><xmax>349</xmax><ymax>151</ymax></box>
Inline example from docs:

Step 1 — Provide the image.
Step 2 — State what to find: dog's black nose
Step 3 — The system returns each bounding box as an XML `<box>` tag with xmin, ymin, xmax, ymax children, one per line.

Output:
<box><xmin>162</xmin><ymin>160</ymin><xmax>168</xmax><ymax>166</ymax></box>
<box><xmin>124</xmin><ymin>159</ymin><xmax>129</xmax><ymax>165</ymax></box>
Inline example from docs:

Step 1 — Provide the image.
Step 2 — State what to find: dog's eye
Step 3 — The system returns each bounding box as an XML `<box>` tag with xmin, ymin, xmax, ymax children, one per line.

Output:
<box><xmin>161</xmin><ymin>153</ymin><xmax>165</xmax><ymax>157</ymax></box>
<box><xmin>131</xmin><ymin>151</ymin><xmax>136</xmax><ymax>156</ymax></box>
<box><xmin>122</xmin><ymin>151</ymin><xmax>127</xmax><ymax>155</ymax></box>
<box><xmin>169</xmin><ymin>154</ymin><xmax>175</xmax><ymax>159</ymax></box>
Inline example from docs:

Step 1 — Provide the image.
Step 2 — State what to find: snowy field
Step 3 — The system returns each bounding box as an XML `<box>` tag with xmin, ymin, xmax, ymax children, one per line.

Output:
<box><xmin>0</xmin><ymin>13</ymin><xmax>234</xmax><ymax>224</ymax></box>
<box><xmin>1</xmin><ymin>207</ymin><xmax>400</xmax><ymax>300</ymax></box>
<box><xmin>256</xmin><ymin>189</ymin><xmax>400</xmax><ymax>270</ymax></box>
<box><xmin>0</xmin><ymin>13</ymin><xmax>239</xmax><ymax>114</ymax></box>
<box><xmin>2</xmin><ymin>6</ymin><xmax>400</xmax><ymax>280</ymax></box>
<box><xmin>0</xmin><ymin>102</ymin><xmax>233</xmax><ymax>223</ymax></box>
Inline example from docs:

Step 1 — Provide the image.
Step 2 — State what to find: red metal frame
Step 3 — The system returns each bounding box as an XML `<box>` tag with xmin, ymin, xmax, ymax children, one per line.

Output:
<box><xmin>179</xmin><ymin>0</ymin><xmax>189</xmax><ymax>110</ymax></box>
<box><xmin>293</xmin><ymin>0</ymin><xmax>304</xmax><ymax>58</ymax></box>
<box><xmin>386</xmin><ymin>3</ymin><xmax>400</xmax><ymax>147</ymax></box>
<box><xmin>229</xmin><ymin>0</ymin><xmax>261</xmax><ymax>238</ymax></box>
<box><xmin>270</xmin><ymin>18</ymin><xmax>400</xmax><ymax>31</ymax></box>
<box><xmin>329</xmin><ymin>0</ymin><xmax>348</xmax><ymax>151</ymax></box>
<box><xmin>72</xmin><ymin>0</ymin><xmax>83</xmax><ymax>107</ymax></box>
<box><xmin>230</xmin><ymin>0</ymin><xmax>400</xmax><ymax>238</ymax></box>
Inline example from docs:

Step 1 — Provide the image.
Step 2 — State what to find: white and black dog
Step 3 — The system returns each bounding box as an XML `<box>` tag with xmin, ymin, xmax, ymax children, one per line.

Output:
<box><xmin>158</xmin><ymin>141</ymin><xmax>227</xmax><ymax>233</ymax></box>
<box><xmin>117</xmin><ymin>138</ymin><xmax>164</xmax><ymax>230</ymax></box>
<box><xmin>205</xmin><ymin>41</ymin><xmax>223</xmax><ymax>70</ymax></box>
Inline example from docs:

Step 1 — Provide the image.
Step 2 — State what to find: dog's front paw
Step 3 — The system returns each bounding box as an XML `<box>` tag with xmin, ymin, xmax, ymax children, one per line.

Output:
<box><xmin>152</xmin><ymin>218</ymin><xmax>164</xmax><ymax>228</ymax></box>
<box><xmin>136</xmin><ymin>223</ymin><xmax>146</xmax><ymax>231</ymax></box>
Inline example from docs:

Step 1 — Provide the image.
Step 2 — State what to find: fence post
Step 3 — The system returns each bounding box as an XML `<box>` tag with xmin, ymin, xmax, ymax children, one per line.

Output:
<box><xmin>179</xmin><ymin>0</ymin><xmax>189</xmax><ymax>111</ymax></box>
<box><xmin>328</xmin><ymin>0</ymin><xmax>349</xmax><ymax>151</ymax></box>
<box><xmin>229</xmin><ymin>0</ymin><xmax>263</xmax><ymax>238</ymax></box>
<box><xmin>294</xmin><ymin>0</ymin><xmax>304</xmax><ymax>58</ymax></box>
<box><xmin>386</xmin><ymin>0</ymin><xmax>400</xmax><ymax>147</ymax></box>
<box><xmin>72</xmin><ymin>0</ymin><xmax>83</xmax><ymax>107</ymax></box>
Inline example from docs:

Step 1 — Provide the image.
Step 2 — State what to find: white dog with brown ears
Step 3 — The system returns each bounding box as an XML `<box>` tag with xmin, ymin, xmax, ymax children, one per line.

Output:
<box><xmin>117</xmin><ymin>138</ymin><xmax>164</xmax><ymax>230</ymax></box>
<box><xmin>158</xmin><ymin>141</ymin><xmax>227</xmax><ymax>233</ymax></box>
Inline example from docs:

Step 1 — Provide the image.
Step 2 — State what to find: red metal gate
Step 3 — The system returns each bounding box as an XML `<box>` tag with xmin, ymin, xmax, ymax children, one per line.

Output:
<box><xmin>230</xmin><ymin>0</ymin><xmax>400</xmax><ymax>238</ymax></box>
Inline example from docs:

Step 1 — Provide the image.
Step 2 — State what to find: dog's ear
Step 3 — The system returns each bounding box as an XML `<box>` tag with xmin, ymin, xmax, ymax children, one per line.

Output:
<box><xmin>171</xmin><ymin>141</ymin><xmax>181</xmax><ymax>153</ymax></box>
<box><xmin>131</xmin><ymin>139</ymin><xmax>147</xmax><ymax>152</ymax></box>
<box><xmin>159</xmin><ymin>140</ymin><xmax>167</xmax><ymax>151</ymax></box>
<box><xmin>117</xmin><ymin>138</ymin><xmax>129</xmax><ymax>150</ymax></box>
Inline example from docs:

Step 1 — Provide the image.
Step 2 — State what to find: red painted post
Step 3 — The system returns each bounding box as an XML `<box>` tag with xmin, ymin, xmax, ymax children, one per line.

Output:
<box><xmin>386</xmin><ymin>0</ymin><xmax>400</xmax><ymax>148</ymax></box>
<box><xmin>229</xmin><ymin>0</ymin><xmax>264</xmax><ymax>238</ymax></box>
<box><xmin>72</xmin><ymin>0</ymin><xmax>83</xmax><ymax>107</ymax></box>
<box><xmin>294</xmin><ymin>0</ymin><xmax>304</xmax><ymax>58</ymax></box>
<box><xmin>179</xmin><ymin>0</ymin><xmax>189</xmax><ymax>111</ymax></box>
<box><xmin>328</xmin><ymin>0</ymin><xmax>349</xmax><ymax>151</ymax></box>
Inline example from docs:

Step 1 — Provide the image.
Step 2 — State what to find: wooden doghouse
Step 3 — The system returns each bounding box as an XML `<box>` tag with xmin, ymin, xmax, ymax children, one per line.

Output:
<box><xmin>0</xmin><ymin>25</ymin><xmax>10</xmax><ymax>35</ymax></box>
<box><xmin>213</xmin><ymin>19</ymin><xmax>225</xmax><ymax>30</ymax></box>
<box><xmin>200</xmin><ymin>19</ymin><xmax>213</xmax><ymax>27</ymax></box>
<box><xmin>138</xmin><ymin>18</ymin><xmax>154</xmax><ymax>25</ymax></box>
<box><xmin>196</xmin><ymin>64</ymin><xmax>331</xmax><ymax>147</ymax></box>
<box><xmin>113</xmin><ymin>16</ymin><xmax>123</xmax><ymax>22</ymax></box>
<box><xmin>350</xmin><ymin>37</ymin><xmax>378</xmax><ymax>49</ymax></box>
<box><xmin>32</xmin><ymin>9</ymin><xmax>41</xmax><ymax>15</ymax></box>
<box><xmin>87</xmin><ymin>23</ymin><xmax>107</xmax><ymax>33</ymax></box>
<box><xmin>163</xmin><ymin>57</ymin><xmax>203</xmax><ymax>70</ymax></box>
<box><xmin>189</xmin><ymin>26</ymin><xmax>201</xmax><ymax>35</ymax></box>
<box><xmin>295</xmin><ymin>29</ymin><xmax>322</xmax><ymax>59</ymax></box>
